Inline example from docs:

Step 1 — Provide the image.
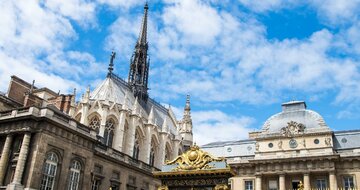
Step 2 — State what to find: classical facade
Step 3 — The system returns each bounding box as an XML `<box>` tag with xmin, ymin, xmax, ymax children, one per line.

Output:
<box><xmin>0</xmin><ymin>3</ymin><xmax>193</xmax><ymax>190</ymax></box>
<box><xmin>203</xmin><ymin>101</ymin><xmax>360</xmax><ymax>190</ymax></box>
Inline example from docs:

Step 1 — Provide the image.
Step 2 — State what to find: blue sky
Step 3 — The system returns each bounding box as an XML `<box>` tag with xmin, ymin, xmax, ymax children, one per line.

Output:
<box><xmin>1</xmin><ymin>0</ymin><xmax>360</xmax><ymax>145</ymax></box>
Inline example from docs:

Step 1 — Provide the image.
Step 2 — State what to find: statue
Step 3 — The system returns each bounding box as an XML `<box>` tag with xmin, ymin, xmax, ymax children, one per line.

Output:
<box><xmin>278</xmin><ymin>141</ymin><xmax>282</xmax><ymax>149</ymax></box>
<box><xmin>255</xmin><ymin>142</ymin><xmax>259</xmax><ymax>151</ymax></box>
<box><xmin>108</xmin><ymin>51</ymin><xmax>116</xmax><ymax>74</ymax></box>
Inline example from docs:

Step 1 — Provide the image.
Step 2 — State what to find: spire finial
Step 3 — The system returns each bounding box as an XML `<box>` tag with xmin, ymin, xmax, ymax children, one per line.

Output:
<box><xmin>137</xmin><ymin>2</ymin><xmax>148</xmax><ymax>45</ymax></box>
<box><xmin>185</xmin><ymin>94</ymin><xmax>190</xmax><ymax>110</ymax></box>
<box><xmin>108</xmin><ymin>51</ymin><xmax>116</xmax><ymax>76</ymax></box>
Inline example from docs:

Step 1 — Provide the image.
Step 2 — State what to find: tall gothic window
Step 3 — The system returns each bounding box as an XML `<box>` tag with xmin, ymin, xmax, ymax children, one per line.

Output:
<box><xmin>67</xmin><ymin>160</ymin><xmax>81</xmax><ymax>190</ymax></box>
<box><xmin>40</xmin><ymin>152</ymin><xmax>59</xmax><ymax>190</ymax></box>
<box><xmin>133</xmin><ymin>132</ymin><xmax>140</xmax><ymax>160</ymax></box>
<box><xmin>104</xmin><ymin>119</ymin><xmax>115</xmax><ymax>147</ymax></box>
<box><xmin>89</xmin><ymin>116</ymin><xmax>100</xmax><ymax>134</ymax></box>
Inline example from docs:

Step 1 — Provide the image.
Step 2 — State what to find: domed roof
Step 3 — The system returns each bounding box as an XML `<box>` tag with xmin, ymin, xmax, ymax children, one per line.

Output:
<box><xmin>262</xmin><ymin>101</ymin><xmax>330</xmax><ymax>134</ymax></box>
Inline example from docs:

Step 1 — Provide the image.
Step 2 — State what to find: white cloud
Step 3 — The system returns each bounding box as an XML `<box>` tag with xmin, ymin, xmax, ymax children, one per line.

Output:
<box><xmin>170</xmin><ymin>106</ymin><xmax>254</xmax><ymax>145</ymax></box>
<box><xmin>311</xmin><ymin>0</ymin><xmax>360</xmax><ymax>24</ymax></box>
<box><xmin>0</xmin><ymin>0</ymin><xmax>102</xmax><ymax>94</ymax></box>
<box><xmin>43</xmin><ymin>0</ymin><xmax>97</xmax><ymax>26</ymax></box>
<box><xmin>162</xmin><ymin>0</ymin><xmax>222</xmax><ymax>45</ymax></box>
<box><xmin>192</xmin><ymin>110</ymin><xmax>254</xmax><ymax>145</ymax></box>
<box><xmin>97</xmin><ymin>0</ymin><xmax>143</xmax><ymax>8</ymax></box>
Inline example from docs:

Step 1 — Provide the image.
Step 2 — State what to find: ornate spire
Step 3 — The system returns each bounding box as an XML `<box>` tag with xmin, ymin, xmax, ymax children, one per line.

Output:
<box><xmin>108</xmin><ymin>51</ymin><xmax>116</xmax><ymax>76</ymax></box>
<box><xmin>128</xmin><ymin>3</ymin><xmax>150</xmax><ymax>102</ymax></box>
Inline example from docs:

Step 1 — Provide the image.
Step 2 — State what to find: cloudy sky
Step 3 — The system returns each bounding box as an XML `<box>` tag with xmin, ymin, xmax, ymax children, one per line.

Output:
<box><xmin>1</xmin><ymin>0</ymin><xmax>360</xmax><ymax>145</ymax></box>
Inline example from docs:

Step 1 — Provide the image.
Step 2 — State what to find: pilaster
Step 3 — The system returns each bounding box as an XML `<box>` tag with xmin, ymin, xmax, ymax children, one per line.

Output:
<box><xmin>0</xmin><ymin>135</ymin><xmax>13</xmax><ymax>185</ymax></box>
<box><xmin>9</xmin><ymin>133</ymin><xmax>31</xmax><ymax>188</ymax></box>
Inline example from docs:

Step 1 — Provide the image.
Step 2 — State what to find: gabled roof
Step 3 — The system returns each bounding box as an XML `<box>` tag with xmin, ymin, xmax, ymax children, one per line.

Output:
<box><xmin>89</xmin><ymin>73</ymin><xmax>178</xmax><ymax>134</ymax></box>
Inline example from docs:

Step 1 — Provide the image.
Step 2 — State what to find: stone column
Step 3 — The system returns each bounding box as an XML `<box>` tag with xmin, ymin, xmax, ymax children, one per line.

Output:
<box><xmin>144</xmin><ymin>125</ymin><xmax>152</xmax><ymax>163</ymax></box>
<box><xmin>0</xmin><ymin>135</ymin><xmax>13</xmax><ymax>185</ymax></box>
<box><xmin>157</xmin><ymin>133</ymin><xmax>166</xmax><ymax>167</ymax></box>
<box><xmin>279</xmin><ymin>174</ymin><xmax>285</xmax><ymax>190</ymax></box>
<box><xmin>99</xmin><ymin>108</ymin><xmax>108</xmax><ymax>137</ymax></box>
<box><xmin>303</xmin><ymin>173</ymin><xmax>310</xmax><ymax>190</ymax></box>
<box><xmin>255</xmin><ymin>175</ymin><xmax>262</xmax><ymax>190</ymax></box>
<box><xmin>113</xmin><ymin>111</ymin><xmax>126</xmax><ymax>152</ymax></box>
<box><xmin>329</xmin><ymin>171</ymin><xmax>338</xmax><ymax>190</ymax></box>
<box><xmin>126</xmin><ymin>116</ymin><xmax>137</xmax><ymax>156</ymax></box>
<box><xmin>12</xmin><ymin>133</ymin><xmax>31</xmax><ymax>184</ymax></box>
<box><xmin>80</xmin><ymin>103</ymin><xmax>89</xmax><ymax>125</ymax></box>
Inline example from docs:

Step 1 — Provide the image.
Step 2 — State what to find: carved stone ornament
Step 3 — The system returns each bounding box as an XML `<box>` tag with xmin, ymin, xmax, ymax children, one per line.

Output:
<box><xmin>214</xmin><ymin>184</ymin><xmax>230</xmax><ymax>190</ymax></box>
<box><xmin>325</xmin><ymin>137</ymin><xmax>332</xmax><ymax>146</ymax></box>
<box><xmin>166</xmin><ymin>145</ymin><xmax>225</xmax><ymax>171</ymax></box>
<box><xmin>280</xmin><ymin>121</ymin><xmax>306</xmax><ymax>137</ymax></box>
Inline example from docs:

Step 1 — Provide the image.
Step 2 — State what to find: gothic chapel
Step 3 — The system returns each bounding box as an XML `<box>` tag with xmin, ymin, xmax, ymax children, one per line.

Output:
<box><xmin>73</xmin><ymin>3</ymin><xmax>193</xmax><ymax>169</ymax></box>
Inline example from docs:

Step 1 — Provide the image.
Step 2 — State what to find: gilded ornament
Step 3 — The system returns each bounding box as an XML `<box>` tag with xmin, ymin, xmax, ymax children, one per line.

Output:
<box><xmin>214</xmin><ymin>184</ymin><xmax>229</xmax><ymax>190</ymax></box>
<box><xmin>166</xmin><ymin>145</ymin><xmax>224</xmax><ymax>171</ymax></box>
<box><xmin>157</xmin><ymin>185</ymin><xmax>169</xmax><ymax>190</ymax></box>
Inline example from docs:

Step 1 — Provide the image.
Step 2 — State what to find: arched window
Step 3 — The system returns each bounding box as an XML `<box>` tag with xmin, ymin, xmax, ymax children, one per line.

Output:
<box><xmin>133</xmin><ymin>132</ymin><xmax>140</xmax><ymax>160</ymax></box>
<box><xmin>104</xmin><ymin>119</ymin><xmax>115</xmax><ymax>147</ymax></box>
<box><xmin>89</xmin><ymin>116</ymin><xmax>100</xmax><ymax>134</ymax></box>
<box><xmin>67</xmin><ymin>160</ymin><xmax>81</xmax><ymax>190</ymax></box>
<box><xmin>40</xmin><ymin>152</ymin><xmax>59</xmax><ymax>190</ymax></box>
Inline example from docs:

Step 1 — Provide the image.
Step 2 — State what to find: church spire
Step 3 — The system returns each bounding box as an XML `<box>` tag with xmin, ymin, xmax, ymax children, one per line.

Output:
<box><xmin>128</xmin><ymin>3</ymin><xmax>150</xmax><ymax>102</ymax></box>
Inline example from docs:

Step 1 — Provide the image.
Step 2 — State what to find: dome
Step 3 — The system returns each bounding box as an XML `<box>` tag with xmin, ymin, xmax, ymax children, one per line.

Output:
<box><xmin>262</xmin><ymin>101</ymin><xmax>330</xmax><ymax>134</ymax></box>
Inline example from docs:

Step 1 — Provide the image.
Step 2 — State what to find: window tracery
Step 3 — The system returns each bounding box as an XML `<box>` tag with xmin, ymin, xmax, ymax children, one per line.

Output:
<box><xmin>104</xmin><ymin>119</ymin><xmax>115</xmax><ymax>147</ymax></box>
<box><xmin>89</xmin><ymin>116</ymin><xmax>100</xmax><ymax>134</ymax></box>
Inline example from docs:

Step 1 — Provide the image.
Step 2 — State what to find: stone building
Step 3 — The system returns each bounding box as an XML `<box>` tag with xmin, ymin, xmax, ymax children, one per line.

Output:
<box><xmin>0</xmin><ymin>3</ymin><xmax>193</xmax><ymax>190</ymax></box>
<box><xmin>202</xmin><ymin>101</ymin><xmax>360</xmax><ymax>190</ymax></box>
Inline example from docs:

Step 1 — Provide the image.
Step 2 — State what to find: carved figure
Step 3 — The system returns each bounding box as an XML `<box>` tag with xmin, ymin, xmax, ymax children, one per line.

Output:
<box><xmin>278</xmin><ymin>141</ymin><xmax>283</xmax><ymax>149</ymax></box>
<box><xmin>166</xmin><ymin>145</ymin><xmax>224</xmax><ymax>171</ymax></box>
<box><xmin>255</xmin><ymin>142</ymin><xmax>259</xmax><ymax>151</ymax></box>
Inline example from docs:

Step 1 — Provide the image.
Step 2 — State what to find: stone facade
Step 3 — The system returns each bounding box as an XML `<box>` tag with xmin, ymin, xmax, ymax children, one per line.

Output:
<box><xmin>203</xmin><ymin>101</ymin><xmax>360</xmax><ymax>190</ymax></box>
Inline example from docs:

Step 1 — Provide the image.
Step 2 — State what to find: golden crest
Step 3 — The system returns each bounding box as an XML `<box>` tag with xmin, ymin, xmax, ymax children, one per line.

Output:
<box><xmin>165</xmin><ymin>145</ymin><xmax>225</xmax><ymax>171</ymax></box>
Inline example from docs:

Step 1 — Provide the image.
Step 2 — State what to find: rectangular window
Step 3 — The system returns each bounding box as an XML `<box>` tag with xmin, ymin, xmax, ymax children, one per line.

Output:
<box><xmin>268</xmin><ymin>180</ymin><xmax>278</xmax><ymax>190</ymax></box>
<box><xmin>344</xmin><ymin>176</ymin><xmax>354</xmax><ymax>190</ymax></box>
<box><xmin>244</xmin><ymin>180</ymin><xmax>253</xmax><ymax>190</ymax></box>
<box><xmin>91</xmin><ymin>179</ymin><xmax>101</xmax><ymax>190</ymax></box>
<box><xmin>316</xmin><ymin>179</ymin><xmax>326</xmax><ymax>190</ymax></box>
